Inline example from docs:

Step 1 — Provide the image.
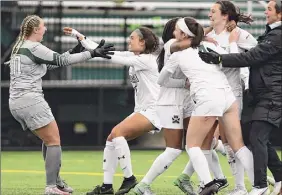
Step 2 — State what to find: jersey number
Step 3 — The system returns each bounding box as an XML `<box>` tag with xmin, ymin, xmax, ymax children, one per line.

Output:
<box><xmin>10</xmin><ymin>56</ymin><xmax>21</xmax><ymax>76</ymax></box>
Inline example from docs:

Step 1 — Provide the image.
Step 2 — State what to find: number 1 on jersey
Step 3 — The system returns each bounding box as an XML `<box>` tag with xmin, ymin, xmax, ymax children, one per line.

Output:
<box><xmin>10</xmin><ymin>56</ymin><xmax>21</xmax><ymax>76</ymax></box>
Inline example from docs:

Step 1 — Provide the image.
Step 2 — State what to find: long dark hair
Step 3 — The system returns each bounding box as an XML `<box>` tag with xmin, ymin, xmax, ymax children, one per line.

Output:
<box><xmin>216</xmin><ymin>0</ymin><xmax>253</xmax><ymax>25</ymax></box>
<box><xmin>157</xmin><ymin>17</ymin><xmax>180</xmax><ymax>72</ymax></box>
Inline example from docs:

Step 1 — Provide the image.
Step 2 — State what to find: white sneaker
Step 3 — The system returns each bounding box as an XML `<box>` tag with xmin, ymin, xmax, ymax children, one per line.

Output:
<box><xmin>227</xmin><ymin>188</ymin><xmax>248</xmax><ymax>195</ymax></box>
<box><xmin>267</xmin><ymin>177</ymin><xmax>276</xmax><ymax>186</ymax></box>
<box><xmin>270</xmin><ymin>181</ymin><xmax>281</xmax><ymax>195</ymax></box>
<box><xmin>45</xmin><ymin>186</ymin><xmax>70</xmax><ymax>195</ymax></box>
<box><xmin>249</xmin><ymin>187</ymin><xmax>269</xmax><ymax>195</ymax></box>
<box><xmin>57</xmin><ymin>180</ymin><xmax>74</xmax><ymax>193</ymax></box>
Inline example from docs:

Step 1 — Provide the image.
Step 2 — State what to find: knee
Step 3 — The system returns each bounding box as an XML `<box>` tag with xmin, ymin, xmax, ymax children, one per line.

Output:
<box><xmin>43</xmin><ymin>134</ymin><xmax>61</xmax><ymax>146</ymax></box>
<box><xmin>110</xmin><ymin>126</ymin><xmax>119</xmax><ymax>138</ymax></box>
<box><xmin>109</xmin><ymin>126</ymin><xmax>125</xmax><ymax>140</ymax></box>
<box><xmin>107</xmin><ymin>133</ymin><xmax>114</xmax><ymax>142</ymax></box>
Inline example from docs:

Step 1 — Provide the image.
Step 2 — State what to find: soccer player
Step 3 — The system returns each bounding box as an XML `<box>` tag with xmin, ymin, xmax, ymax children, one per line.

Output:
<box><xmin>125</xmin><ymin>17</ymin><xmax>195</xmax><ymax>195</ymax></box>
<box><xmin>198</xmin><ymin>1</ymin><xmax>282</xmax><ymax>194</ymax></box>
<box><xmin>158</xmin><ymin>17</ymin><xmax>254</xmax><ymax>195</ymax></box>
<box><xmin>65</xmin><ymin>27</ymin><xmax>166</xmax><ymax>195</ymax></box>
<box><xmin>7</xmin><ymin>15</ymin><xmax>114</xmax><ymax>195</ymax></box>
<box><xmin>177</xmin><ymin>1</ymin><xmax>258</xmax><ymax>195</ymax></box>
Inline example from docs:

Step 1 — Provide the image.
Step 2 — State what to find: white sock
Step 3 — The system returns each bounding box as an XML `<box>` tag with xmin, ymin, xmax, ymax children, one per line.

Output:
<box><xmin>113</xmin><ymin>136</ymin><xmax>133</xmax><ymax>178</ymax></box>
<box><xmin>182</xmin><ymin>161</ymin><xmax>195</xmax><ymax>177</ymax></box>
<box><xmin>103</xmin><ymin>141</ymin><xmax>118</xmax><ymax>184</ymax></box>
<box><xmin>235</xmin><ymin>146</ymin><xmax>254</xmax><ymax>186</ymax></box>
<box><xmin>202</xmin><ymin>150</ymin><xmax>213</xmax><ymax>170</ymax></box>
<box><xmin>141</xmin><ymin>147</ymin><xmax>182</xmax><ymax>185</ymax></box>
<box><xmin>224</xmin><ymin>143</ymin><xmax>237</xmax><ymax>175</ymax></box>
<box><xmin>187</xmin><ymin>146</ymin><xmax>212</xmax><ymax>185</ymax></box>
<box><xmin>211</xmin><ymin>150</ymin><xmax>225</xmax><ymax>179</ymax></box>
<box><xmin>215</xmin><ymin>140</ymin><xmax>226</xmax><ymax>155</ymax></box>
<box><xmin>235</xmin><ymin>157</ymin><xmax>246</xmax><ymax>190</ymax></box>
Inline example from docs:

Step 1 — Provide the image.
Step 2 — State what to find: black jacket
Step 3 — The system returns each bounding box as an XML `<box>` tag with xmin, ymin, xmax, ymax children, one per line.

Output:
<box><xmin>221</xmin><ymin>25</ymin><xmax>282</xmax><ymax>127</ymax></box>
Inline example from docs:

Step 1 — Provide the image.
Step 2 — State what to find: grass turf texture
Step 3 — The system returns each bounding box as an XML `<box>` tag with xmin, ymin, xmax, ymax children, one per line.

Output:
<box><xmin>2</xmin><ymin>150</ymin><xmax>281</xmax><ymax>195</ymax></box>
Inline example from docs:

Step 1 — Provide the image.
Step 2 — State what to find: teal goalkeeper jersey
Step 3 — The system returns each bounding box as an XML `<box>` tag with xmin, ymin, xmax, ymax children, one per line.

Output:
<box><xmin>9</xmin><ymin>40</ymin><xmax>92</xmax><ymax>99</ymax></box>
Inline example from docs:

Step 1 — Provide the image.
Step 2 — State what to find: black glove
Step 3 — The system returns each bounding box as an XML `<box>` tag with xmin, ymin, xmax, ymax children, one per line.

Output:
<box><xmin>69</xmin><ymin>41</ymin><xmax>85</xmax><ymax>54</ymax></box>
<box><xmin>90</xmin><ymin>39</ymin><xmax>115</xmax><ymax>59</ymax></box>
<box><xmin>198</xmin><ymin>47</ymin><xmax>222</xmax><ymax>64</ymax></box>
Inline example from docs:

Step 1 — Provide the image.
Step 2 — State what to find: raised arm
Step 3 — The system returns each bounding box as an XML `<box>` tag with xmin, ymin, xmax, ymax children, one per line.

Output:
<box><xmin>18</xmin><ymin>43</ymin><xmax>92</xmax><ymax>67</ymax></box>
<box><xmin>157</xmin><ymin>53</ymin><xmax>180</xmax><ymax>86</ymax></box>
<box><xmin>222</xmin><ymin>31</ymin><xmax>281</xmax><ymax>67</ymax></box>
<box><xmin>236</xmin><ymin>28</ymin><xmax>258</xmax><ymax>51</ymax></box>
<box><xmin>18</xmin><ymin>40</ymin><xmax>114</xmax><ymax>67</ymax></box>
<box><xmin>170</xmin><ymin>39</ymin><xmax>192</xmax><ymax>53</ymax></box>
<box><xmin>200</xmin><ymin>31</ymin><xmax>281</xmax><ymax>68</ymax></box>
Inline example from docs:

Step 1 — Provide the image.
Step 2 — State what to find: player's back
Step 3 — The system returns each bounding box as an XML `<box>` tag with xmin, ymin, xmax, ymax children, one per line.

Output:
<box><xmin>158</xmin><ymin>39</ymin><xmax>187</xmax><ymax>106</ymax></box>
<box><xmin>178</xmin><ymin>41</ymin><xmax>230</xmax><ymax>94</ymax></box>
<box><xmin>9</xmin><ymin>40</ymin><xmax>47</xmax><ymax>100</ymax></box>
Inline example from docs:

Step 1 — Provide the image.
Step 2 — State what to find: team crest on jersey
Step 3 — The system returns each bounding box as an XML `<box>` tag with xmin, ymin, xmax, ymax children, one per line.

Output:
<box><xmin>129</xmin><ymin>74</ymin><xmax>139</xmax><ymax>83</ymax></box>
<box><xmin>172</xmin><ymin>115</ymin><xmax>180</xmax><ymax>124</ymax></box>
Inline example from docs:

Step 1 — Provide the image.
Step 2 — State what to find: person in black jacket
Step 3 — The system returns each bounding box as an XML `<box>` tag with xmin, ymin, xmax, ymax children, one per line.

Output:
<box><xmin>198</xmin><ymin>1</ymin><xmax>282</xmax><ymax>195</ymax></box>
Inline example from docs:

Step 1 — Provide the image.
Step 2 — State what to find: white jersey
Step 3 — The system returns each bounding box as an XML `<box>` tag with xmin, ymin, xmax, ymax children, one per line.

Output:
<box><xmin>207</xmin><ymin>28</ymin><xmax>257</xmax><ymax>96</ymax></box>
<box><xmin>110</xmin><ymin>51</ymin><xmax>160</xmax><ymax>112</ymax></box>
<box><xmin>157</xmin><ymin>39</ymin><xmax>189</xmax><ymax>106</ymax></box>
<box><xmin>161</xmin><ymin>41</ymin><xmax>230</xmax><ymax>96</ymax></box>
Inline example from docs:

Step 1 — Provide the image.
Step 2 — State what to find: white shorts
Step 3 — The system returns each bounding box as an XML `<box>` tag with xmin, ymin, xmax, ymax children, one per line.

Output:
<box><xmin>183</xmin><ymin>94</ymin><xmax>195</xmax><ymax>118</ymax></box>
<box><xmin>191</xmin><ymin>88</ymin><xmax>236</xmax><ymax>117</ymax></box>
<box><xmin>157</xmin><ymin>105</ymin><xmax>184</xmax><ymax>129</ymax></box>
<box><xmin>129</xmin><ymin>106</ymin><xmax>162</xmax><ymax>132</ymax></box>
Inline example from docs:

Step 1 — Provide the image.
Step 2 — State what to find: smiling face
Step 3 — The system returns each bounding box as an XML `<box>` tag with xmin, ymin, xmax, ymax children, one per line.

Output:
<box><xmin>128</xmin><ymin>30</ymin><xmax>145</xmax><ymax>54</ymax></box>
<box><xmin>208</xmin><ymin>3</ymin><xmax>228</xmax><ymax>27</ymax></box>
<box><xmin>265</xmin><ymin>1</ymin><xmax>281</xmax><ymax>25</ymax></box>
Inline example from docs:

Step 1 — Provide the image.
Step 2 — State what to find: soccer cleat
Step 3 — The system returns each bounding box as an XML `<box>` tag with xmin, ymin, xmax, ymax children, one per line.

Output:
<box><xmin>115</xmin><ymin>176</ymin><xmax>138</xmax><ymax>195</ymax></box>
<box><xmin>57</xmin><ymin>180</ymin><xmax>74</xmax><ymax>193</ymax></box>
<box><xmin>86</xmin><ymin>185</ymin><xmax>114</xmax><ymax>195</ymax></box>
<box><xmin>227</xmin><ymin>188</ymin><xmax>248</xmax><ymax>195</ymax></box>
<box><xmin>198</xmin><ymin>181</ymin><xmax>219</xmax><ymax>195</ymax></box>
<box><xmin>173</xmin><ymin>173</ymin><xmax>197</xmax><ymax>195</ymax></box>
<box><xmin>214</xmin><ymin>178</ymin><xmax>229</xmax><ymax>191</ymax></box>
<box><xmin>270</xmin><ymin>181</ymin><xmax>281</xmax><ymax>195</ymax></box>
<box><xmin>249</xmin><ymin>187</ymin><xmax>269</xmax><ymax>195</ymax></box>
<box><xmin>126</xmin><ymin>182</ymin><xmax>155</xmax><ymax>195</ymax></box>
<box><xmin>45</xmin><ymin>186</ymin><xmax>70</xmax><ymax>195</ymax></box>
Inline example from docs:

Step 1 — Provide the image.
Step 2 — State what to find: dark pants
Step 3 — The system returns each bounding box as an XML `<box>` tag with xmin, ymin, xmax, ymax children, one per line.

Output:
<box><xmin>249</xmin><ymin>120</ymin><xmax>282</xmax><ymax>188</ymax></box>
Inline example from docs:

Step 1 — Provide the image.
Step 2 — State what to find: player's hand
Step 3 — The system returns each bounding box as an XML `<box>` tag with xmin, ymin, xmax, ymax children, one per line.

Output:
<box><xmin>198</xmin><ymin>47</ymin><xmax>222</xmax><ymax>64</ymax></box>
<box><xmin>226</xmin><ymin>20</ymin><xmax>237</xmax><ymax>32</ymax></box>
<box><xmin>63</xmin><ymin>27</ymin><xmax>85</xmax><ymax>40</ymax></box>
<box><xmin>229</xmin><ymin>28</ymin><xmax>240</xmax><ymax>43</ymax></box>
<box><xmin>90</xmin><ymin>39</ymin><xmax>115</xmax><ymax>59</ymax></box>
<box><xmin>69</xmin><ymin>41</ymin><xmax>85</xmax><ymax>54</ymax></box>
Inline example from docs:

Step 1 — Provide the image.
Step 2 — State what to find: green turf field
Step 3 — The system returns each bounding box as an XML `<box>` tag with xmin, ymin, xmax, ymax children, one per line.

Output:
<box><xmin>1</xmin><ymin>150</ymin><xmax>280</xmax><ymax>195</ymax></box>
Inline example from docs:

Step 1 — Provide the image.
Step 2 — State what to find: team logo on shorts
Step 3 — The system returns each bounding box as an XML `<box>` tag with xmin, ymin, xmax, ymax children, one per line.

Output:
<box><xmin>172</xmin><ymin>115</ymin><xmax>180</xmax><ymax>124</ymax></box>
